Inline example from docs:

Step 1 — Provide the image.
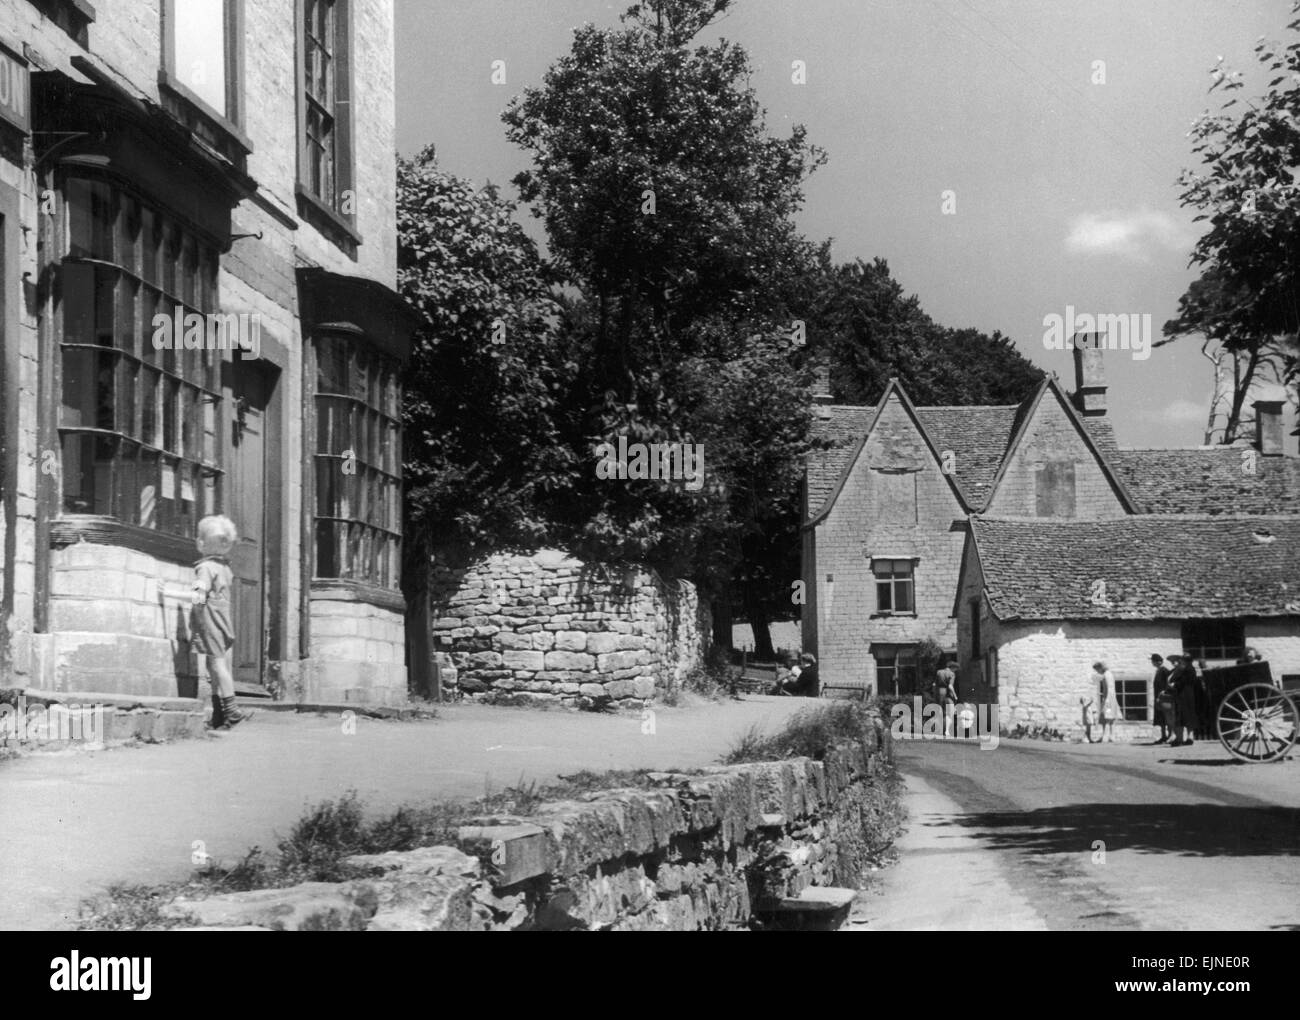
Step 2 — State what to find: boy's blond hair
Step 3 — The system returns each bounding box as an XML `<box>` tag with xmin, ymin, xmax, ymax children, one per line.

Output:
<box><xmin>196</xmin><ymin>514</ymin><xmax>238</xmax><ymax>553</ymax></box>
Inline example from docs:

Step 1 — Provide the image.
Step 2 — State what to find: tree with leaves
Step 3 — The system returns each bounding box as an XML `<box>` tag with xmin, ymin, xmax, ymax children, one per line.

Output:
<box><xmin>502</xmin><ymin>0</ymin><xmax>824</xmax><ymax>628</ymax></box>
<box><xmin>1161</xmin><ymin>3</ymin><xmax>1300</xmax><ymax>441</ymax></box>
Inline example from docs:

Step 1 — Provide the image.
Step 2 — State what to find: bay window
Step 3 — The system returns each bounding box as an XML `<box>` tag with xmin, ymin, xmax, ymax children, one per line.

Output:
<box><xmin>313</xmin><ymin>334</ymin><xmax>401</xmax><ymax>589</ymax></box>
<box><xmin>59</xmin><ymin>176</ymin><xmax>223</xmax><ymax>536</ymax></box>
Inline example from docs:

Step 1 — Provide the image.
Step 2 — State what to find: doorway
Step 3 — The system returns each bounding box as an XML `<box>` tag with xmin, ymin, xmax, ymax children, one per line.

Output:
<box><xmin>224</xmin><ymin>357</ymin><xmax>274</xmax><ymax>692</ymax></box>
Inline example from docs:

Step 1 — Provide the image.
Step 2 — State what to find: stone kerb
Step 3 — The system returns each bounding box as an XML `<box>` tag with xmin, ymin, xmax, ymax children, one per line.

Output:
<box><xmin>429</xmin><ymin>549</ymin><xmax>708</xmax><ymax>707</ymax></box>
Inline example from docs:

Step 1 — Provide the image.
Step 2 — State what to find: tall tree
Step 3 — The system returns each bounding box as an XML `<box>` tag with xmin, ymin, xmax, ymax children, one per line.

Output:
<box><xmin>1162</xmin><ymin>4</ymin><xmax>1300</xmax><ymax>441</ymax></box>
<box><xmin>502</xmin><ymin>0</ymin><xmax>824</xmax><ymax>604</ymax></box>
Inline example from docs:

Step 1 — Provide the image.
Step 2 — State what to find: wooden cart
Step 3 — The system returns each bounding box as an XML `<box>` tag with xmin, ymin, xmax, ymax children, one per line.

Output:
<box><xmin>1204</xmin><ymin>661</ymin><xmax>1299</xmax><ymax>763</ymax></box>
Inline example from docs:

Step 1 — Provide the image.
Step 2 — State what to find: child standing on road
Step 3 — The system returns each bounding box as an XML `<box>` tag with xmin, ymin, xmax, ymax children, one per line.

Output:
<box><xmin>192</xmin><ymin>514</ymin><xmax>252</xmax><ymax>730</ymax></box>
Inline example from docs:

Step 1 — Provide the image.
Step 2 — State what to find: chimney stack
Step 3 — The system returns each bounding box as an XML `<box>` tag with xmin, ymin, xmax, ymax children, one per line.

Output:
<box><xmin>1255</xmin><ymin>399</ymin><xmax>1284</xmax><ymax>456</ymax></box>
<box><xmin>1071</xmin><ymin>335</ymin><xmax>1107</xmax><ymax>417</ymax></box>
<box><xmin>812</xmin><ymin>359</ymin><xmax>833</xmax><ymax>407</ymax></box>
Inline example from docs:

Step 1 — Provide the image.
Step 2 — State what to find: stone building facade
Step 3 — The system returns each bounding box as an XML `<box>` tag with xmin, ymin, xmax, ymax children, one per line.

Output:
<box><xmin>803</xmin><ymin>344</ymin><xmax>1300</xmax><ymax>720</ymax></box>
<box><xmin>0</xmin><ymin>0</ymin><xmax>415</xmax><ymax>706</ymax></box>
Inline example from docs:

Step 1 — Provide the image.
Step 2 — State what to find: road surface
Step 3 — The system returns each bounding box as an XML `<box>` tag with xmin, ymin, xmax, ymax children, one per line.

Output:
<box><xmin>852</xmin><ymin>736</ymin><xmax>1300</xmax><ymax>931</ymax></box>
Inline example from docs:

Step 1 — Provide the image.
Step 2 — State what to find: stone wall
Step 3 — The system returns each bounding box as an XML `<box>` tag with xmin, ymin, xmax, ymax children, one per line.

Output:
<box><xmin>430</xmin><ymin>549</ymin><xmax>710</xmax><ymax>707</ymax></box>
<box><xmin>165</xmin><ymin>721</ymin><xmax>896</xmax><ymax>931</ymax></box>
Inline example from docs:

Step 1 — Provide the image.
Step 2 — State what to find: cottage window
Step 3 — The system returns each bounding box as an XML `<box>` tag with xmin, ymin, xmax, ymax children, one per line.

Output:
<box><xmin>1114</xmin><ymin>678</ymin><xmax>1148</xmax><ymax>722</ymax></box>
<box><xmin>874</xmin><ymin>644</ymin><xmax>918</xmax><ymax>696</ymax></box>
<box><xmin>59</xmin><ymin>176</ymin><xmax>223</xmax><ymax>537</ymax></box>
<box><xmin>297</xmin><ymin>0</ymin><xmax>357</xmax><ymax>242</ymax></box>
<box><xmin>1181</xmin><ymin>619</ymin><xmax>1245</xmax><ymax>662</ymax></box>
<box><xmin>873</xmin><ymin>558</ymin><xmax>915</xmax><ymax>614</ymax></box>
<box><xmin>161</xmin><ymin>0</ymin><xmax>245</xmax><ymax>126</ymax></box>
<box><xmin>313</xmin><ymin>334</ymin><xmax>401</xmax><ymax>589</ymax></box>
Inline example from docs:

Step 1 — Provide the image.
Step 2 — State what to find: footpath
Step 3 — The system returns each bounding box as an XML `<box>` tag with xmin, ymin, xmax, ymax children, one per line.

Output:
<box><xmin>0</xmin><ymin>696</ymin><xmax>807</xmax><ymax>930</ymax></box>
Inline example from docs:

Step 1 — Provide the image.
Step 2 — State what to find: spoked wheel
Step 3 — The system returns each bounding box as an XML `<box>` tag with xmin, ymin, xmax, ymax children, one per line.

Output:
<box><xmin>1216</xmin><ymin>683</ymin><xmax>1298</xmax><ymax>763</ymax></box>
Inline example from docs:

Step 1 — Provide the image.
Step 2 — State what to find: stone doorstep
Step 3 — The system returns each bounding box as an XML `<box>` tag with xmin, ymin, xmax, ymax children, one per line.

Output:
<box><xmin>17</xmin><ymin>688</ymin><xmax>202</xmax><ymax>713</ymax></box>
<box><xmin>234</xmin><ymin>699</ymin><xmax>430</xmax><ymax>720</ymax></box>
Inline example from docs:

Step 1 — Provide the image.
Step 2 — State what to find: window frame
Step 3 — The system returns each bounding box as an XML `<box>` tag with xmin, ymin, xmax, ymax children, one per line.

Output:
<box><xmin>55</xmin><ymin>170</ymin><xmax>226</xmax><ymax>551</ymax></box>
<box><xmin>874</xmin><ymin>643</ymin><xmax>919</xmax><ymax>697</ymax></box>
<box><xmin>872</xmin><ymin>557</ymin><xmax>916</xmax><ymax>616</ymax></box>
<box><xmin>309</xmin><ymin>330</ymin><xmax>402</xmax><ymax>592</ymax></box>
<box><xmin>295</xmin><ymin>0</ymin><xmax>360</xmax><ymax>247</ymax></box>
<box><xmin>159</xmin><ymin>0</ymin><xmax>247</xmax><ymax>140</ymax></box>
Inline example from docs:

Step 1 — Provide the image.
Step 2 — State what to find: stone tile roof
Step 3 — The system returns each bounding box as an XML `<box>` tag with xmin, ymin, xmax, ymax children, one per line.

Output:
<box><xmin>970</xmin><ymin>515</ymin><xmax>1300</xmax><ymax>620</ymax></box>
<box><xmin>805</xmin><ymin>402</ymin><xmax>1023</xmax><ymax>518</ymax></box>
<box><xmin>915</xmin><ymin>405</ymin><xmax>1019</xmax><ymax>510</ymax></box>
<box><xmin>1110</xmin><ymin>448</ymin><xmax>1300</xmax><ymax>515</ymax></box>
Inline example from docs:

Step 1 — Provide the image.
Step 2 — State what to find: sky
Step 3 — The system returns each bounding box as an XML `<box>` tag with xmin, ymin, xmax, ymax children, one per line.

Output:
<box><xmin>395</xmin><ymin>0</ymin><xmax>1299</xmax><ymax>452</ymax></box>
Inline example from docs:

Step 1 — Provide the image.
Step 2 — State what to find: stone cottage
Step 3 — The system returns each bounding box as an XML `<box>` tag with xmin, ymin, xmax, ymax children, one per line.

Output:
<box><xmin>0</xmin><ymin>0</ymin><xmax>416</xmax><ymax>706</ymax></box>
<box><xmin>802</xmin><ymin>343</ymin><xmax>1300</xmax><ymax>724</ymax></box>
<box><xmin>955</xmin><ymin>516</ymin><xmax>1300</xmax><ymax>730</ymax></box>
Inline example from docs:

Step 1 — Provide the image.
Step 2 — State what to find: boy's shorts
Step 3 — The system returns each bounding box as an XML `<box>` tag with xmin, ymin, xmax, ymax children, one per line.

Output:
<box><xmin>192</xmin><ymin>598</ymin><xmax>235</xmax><ymax>655</ymax></box>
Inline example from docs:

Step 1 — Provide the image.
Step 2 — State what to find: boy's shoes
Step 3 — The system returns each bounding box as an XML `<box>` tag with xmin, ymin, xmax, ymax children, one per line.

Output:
<box><xmin>209</xmin><ymin>695</ymin><xmax>225</xmax><ymax>729</ymax></box>
<box><xmin>218</xmin><ymin>695</ymin><xmax>253</xmax><ymax>729</ymax></box>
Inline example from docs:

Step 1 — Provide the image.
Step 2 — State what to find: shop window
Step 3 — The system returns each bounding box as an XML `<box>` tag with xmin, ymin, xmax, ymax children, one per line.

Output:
<box><xmin>874</xmin><ymin>644</ymin><xmax>919</xmax><ymax>697</ymax></box>
<box><xmin>297</xmin><ymin>0</ymin><xmax>357</xmax><ymax>241</ymax></box>
<box><xmin>313</xmin><ymin>334</ymin><xmax>401</xmax><ymax>589</ymax></box>
<box><xmin>59</xmin><ymin>176</ymin><xmax>223</xmax><ymax>536</ymax></box>
<box><xmin>873</xmin><ymin>558</ymin><xmax>915</xmax><ymax>614</ymax></box>
<box><xmin>161</xmin><ymin>0</ymin><xmax>244</xmax><ymax>126</ymax></box>
<box><xmin>1181</xmin><ymin>619</ymin><xmax>1245</xmax><ymax>662</ymax></box>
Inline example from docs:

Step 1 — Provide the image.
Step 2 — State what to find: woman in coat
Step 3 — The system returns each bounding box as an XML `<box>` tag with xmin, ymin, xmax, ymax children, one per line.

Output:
<box><xmin>1168</xmin><ymin>654</ymin><xmax>1199</xmax><ymax>747</ymax></box>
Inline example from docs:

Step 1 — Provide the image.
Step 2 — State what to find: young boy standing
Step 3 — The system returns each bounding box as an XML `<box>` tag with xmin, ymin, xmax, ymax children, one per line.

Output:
<box><xmin>192</xmin><ymin>514</ymin><xmax>252</xmax><ymax>730</ymax></box>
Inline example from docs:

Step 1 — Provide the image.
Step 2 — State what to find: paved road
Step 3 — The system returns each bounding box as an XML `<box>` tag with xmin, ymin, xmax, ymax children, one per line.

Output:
<box><xmin>0</xmin><ymin>696</ymin><xmax>807</xmax><ymax>931</ymax></box>
<box><xmin>855</xmin><ymin>736</ymin><xmax>1300</xmax><ymax>931</ymax></box>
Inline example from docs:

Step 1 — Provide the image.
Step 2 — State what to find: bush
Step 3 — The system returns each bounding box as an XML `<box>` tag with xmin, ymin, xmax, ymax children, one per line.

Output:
<box><xmin>723</xmin><ymin>700</ymin><xmax>876</xmax><ymax>763</ymax></box>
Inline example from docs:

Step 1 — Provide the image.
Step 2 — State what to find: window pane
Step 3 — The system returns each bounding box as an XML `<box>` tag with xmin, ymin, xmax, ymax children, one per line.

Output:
<box><xmin>317</xmin><ymin>336</ymin><xmax>347</xmax><ymax>393</ymax></box>
<box><xmin>140</xmin><ymin>368</ymin><xmax>160</xmax><ymax>447</ymax></box>
<box><xmin>94</xmin><ymin>266</ymin><xmax>115</xmax><ymax>346</ymax></box>
<box><xmin>141</xmin><ymin>207</ymin><xmax>159</xmax><ymax>286</ymax></box>
<box><xmin>897</xmin><ymin>579</ymin><xmax>914</xmax><ymax>613</ymax></box>
<box><xmin>116</xmin><ymin>275</ymin><xmax>138</xmax><ymax>359</ymax></box>
<box><xmin>173</xmin><ymin>0</ymin><xmax>228</xmax><ymax>114</ymax></box>
<box><xmin>877</xmin><ymin>581</ymin><xmax>892</xmax><ymax>612</ymax></box>
<box><xmin>117</xmin><ymin>193</ymin><xmax>140</xmax><ymax>278</ymax></box>
<box><xmin>139</xmin><ymin>449</ymin><xmax>160</xmax><ymax>528</ymax></box>
<box><xmin>61</xmin><ymin>347</ymin><xmax>97</xmax><ymax>428</ymax></box>
<box><xmin>115</xmin><ymin>441</ymin><xmax>139</xmax><ymax>525</ymax></box>
<box><xmin>116</xmin><ymin>356</ymin><xmax>137</xmax><ymax>435</ymax></box>
<box><xmin>315</xmin><ymin>520</ymin><xmax>338</xmax><ymax>578</ymax></box>
<box><xmin>67</xmin><ymin>178</ymin><xmax>114</xmax><ymax>260</ymax></box>
<box><xmin>140</xmin><ymin>288</ymin><xmax>160</xmax><ymax>365</ymax></box>
<box><xmin>163</xmin><ymin>376</ymin><xmax>179</xmax><ymax>451</ymax></box>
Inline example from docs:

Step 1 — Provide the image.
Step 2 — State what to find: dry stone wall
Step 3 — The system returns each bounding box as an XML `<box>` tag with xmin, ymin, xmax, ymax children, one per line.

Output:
<box><xmin>430</xmin><ymin>549</ymin><xmax>710</xmax><ymax>707</ymax></box>
<box><xmin>166</xmin><ymin>721</ymin><xmax>896</xmax><ymax>931</ymax></box>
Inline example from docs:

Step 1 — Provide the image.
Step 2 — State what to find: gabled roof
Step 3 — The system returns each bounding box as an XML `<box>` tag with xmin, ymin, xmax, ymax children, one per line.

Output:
<box><xmin>969</xmin><ymin>515</ymin><xmax>1300</xmax><ymax>621</ymax></box>
<box><xmin>913</xmin><ymin>405</ymin><xmax>1019</xmax><ymax>510</ymax></box>
<box><xmin>804</xmin><ymin>379</ymin><xmax>969</xmax><ymax>526</ymax></box>
<box><xmin>1110</xmin><ymin>448</ymin><xmax>1300</xmax><ymax>515</ymax></box>
<box><xmin>982</xmin><ymin>376</ymin><xmax>1139</xmax><ymax>514</ymax></box>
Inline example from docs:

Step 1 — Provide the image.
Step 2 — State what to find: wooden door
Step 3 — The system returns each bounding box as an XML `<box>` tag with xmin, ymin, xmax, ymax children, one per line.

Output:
<box><xmin>225</xmin><ymin>360</ymin><xmax>270</xmax><ymax>689</ymax></box>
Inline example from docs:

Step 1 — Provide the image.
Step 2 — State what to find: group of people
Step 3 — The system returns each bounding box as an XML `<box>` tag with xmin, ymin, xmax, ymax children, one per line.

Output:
<box><xmin>772</xmin><ymin>653</ymin><xmax>820</xmax><ymax>696</ymax></box>
<box><xmin>1083</xmin><ymin>649</ymin><xmax>1264</xmax><ymax>746</ymax></box>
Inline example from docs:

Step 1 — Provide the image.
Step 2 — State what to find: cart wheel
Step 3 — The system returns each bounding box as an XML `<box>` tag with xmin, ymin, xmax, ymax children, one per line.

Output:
<box><xmin>1216</xmin><ymin>683</ymin><xmax>1298</xmax><ymax>763</ymax></box>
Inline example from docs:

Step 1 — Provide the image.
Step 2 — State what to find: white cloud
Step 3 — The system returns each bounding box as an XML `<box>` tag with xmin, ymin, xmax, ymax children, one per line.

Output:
<box><xmin>1064</xmin><ymin>208</ymin><xmax>1194</xmax><ymax>262</ymax></box>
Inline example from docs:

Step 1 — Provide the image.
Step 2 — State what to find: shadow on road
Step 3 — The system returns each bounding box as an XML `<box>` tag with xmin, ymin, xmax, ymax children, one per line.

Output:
<box><xmin>931</xmin><ymin>803</ymin><xmax>1300</xmax><ymax>857</ymax></box>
